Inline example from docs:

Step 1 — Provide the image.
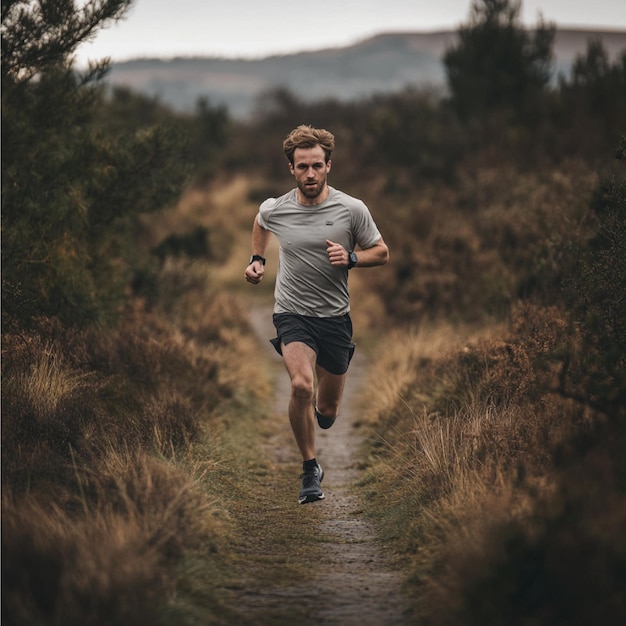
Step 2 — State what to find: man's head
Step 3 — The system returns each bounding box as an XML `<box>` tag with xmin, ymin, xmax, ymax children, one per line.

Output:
<box><xmin>283</xmin><ymin>125</ymin><xmax>335</xmax><ymax>165</ymax></box>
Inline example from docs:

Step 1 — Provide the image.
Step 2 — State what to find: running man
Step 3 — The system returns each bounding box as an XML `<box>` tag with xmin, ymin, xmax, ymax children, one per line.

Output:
<box><xmin>245</xmin><ymin>125</ymin><xmax>389</xmax><ymax>504</ymax></box>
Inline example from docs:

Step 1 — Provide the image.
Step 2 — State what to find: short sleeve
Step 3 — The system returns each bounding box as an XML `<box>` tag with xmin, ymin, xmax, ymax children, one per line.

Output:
<box><xmin>352</xmin><ymin>200</ymin><xmax>382</xmax><ymax>249</ymax></box>
<box><xmin>257</xmin><ymin>197</ymin><xmax>276</xmax><ymax>229</ymax></box>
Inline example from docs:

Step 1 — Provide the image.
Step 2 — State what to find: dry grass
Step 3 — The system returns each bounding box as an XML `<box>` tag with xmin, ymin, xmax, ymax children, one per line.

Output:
<box><xmin>357</xmin><ymin>300</ymin><xmax>621</xmax><ymax>624</ymax></box>
<box><xmin>3</xmin><ymin>449</ymin><xmax>226</xmax><ymax>625</ymax></box>
<box><xmin>0</xmin><ymin>253</ymin><xmax>277</xmax><ymax>624</ymax></box>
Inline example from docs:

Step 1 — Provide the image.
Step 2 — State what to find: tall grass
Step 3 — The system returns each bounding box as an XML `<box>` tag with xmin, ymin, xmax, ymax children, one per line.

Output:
<box><xmin>1</xmin><ymin>259</ymin><xmax>271</xmax><ymax>625</ymax></box>
<box><xmin>2</xmin><ymin>450</ymin><xmax>221</xmax><ymax>626</ymax></box>
<box><xmin>359</xmin><ymin>298</ymin><xmax>625</xmax><ymax>625</ymax></box>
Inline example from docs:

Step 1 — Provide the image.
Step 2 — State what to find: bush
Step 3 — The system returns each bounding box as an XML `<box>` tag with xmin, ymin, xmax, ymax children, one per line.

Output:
<box><xmin>556</xmin><ymin>144</ymin><xmax>626</xmax><ymax>418</ymax></box>
<box><xmin>1</xmin><ymin>2</ymin><xmax>192</xmax><ymax>328</ymax></box>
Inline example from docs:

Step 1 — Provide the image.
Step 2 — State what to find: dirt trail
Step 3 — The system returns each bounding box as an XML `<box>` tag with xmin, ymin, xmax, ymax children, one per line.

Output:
<box><xmin>244</xmin><ymin>305</ymin><xmax>411</xmax><ymax>625</ymax></box>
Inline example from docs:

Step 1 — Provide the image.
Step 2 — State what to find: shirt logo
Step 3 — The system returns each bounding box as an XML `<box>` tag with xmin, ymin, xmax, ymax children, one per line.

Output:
<box><xmin>325</xmin><ymin>221</ymin><xmax>334</xmax><ymax>226</ymax></box>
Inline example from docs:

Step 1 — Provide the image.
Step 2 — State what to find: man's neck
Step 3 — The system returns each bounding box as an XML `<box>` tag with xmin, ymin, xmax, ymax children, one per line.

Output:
<box><xmin>296</xmin><ymin>184</ymin><xmax>330</xmax><ymax>206</ymax></box>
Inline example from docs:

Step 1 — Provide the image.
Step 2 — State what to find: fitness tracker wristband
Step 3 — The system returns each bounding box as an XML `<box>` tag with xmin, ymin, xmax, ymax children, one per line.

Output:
<box><xmin>249</xmin><ymin>254</ymin><xmax>266</xmax><ymax>266</ymax></box>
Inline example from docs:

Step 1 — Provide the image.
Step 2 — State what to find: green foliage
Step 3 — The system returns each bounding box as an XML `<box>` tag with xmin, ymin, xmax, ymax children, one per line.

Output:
<box><xmin>1</xmin><ymin>0</ymin><xmax>130</xmax><ymax>83</ymax></box>
<box><xmin>557</xmin><ymin>41</ymin><xmax>626</xmax><ymax>156</ymax></box>
<box><xmin>96</xmin><ymin>88</ymin><xmax>231</xmax><ymax>180</ymax></box>
<box><xmin>1</xmin><ymin>0</ymin><xmax>194</xmax><ymax>327</ymax></box>
<box><xmin>152</xmin><ymin>226</ymin><xmax>212</xmax><ymax>263</ymax></box>
<box><xmin>361</xmin><ymin>88</ymin><xmax>463</xmax><ymax>183</ymax></box>
<box><xmin>93</xmin><ymin>85</ymin><xmax>176</xmax><ymax>133</ymax></box>
<box><xmin>190</xmin><ymin>96</ymin><xmax>231</xmax><ymax>177</ymax></box>
<box><xmin>443</xmin><ymin>0</ymin><xmax>555</xmax><ymax>122</ymax></box>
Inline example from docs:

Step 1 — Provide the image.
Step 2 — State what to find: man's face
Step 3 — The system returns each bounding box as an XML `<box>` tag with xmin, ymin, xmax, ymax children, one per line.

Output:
<box><xmin>289</xmin><ymin>146</ymin><xmax>331</xmax><ymax>203</ymax></box>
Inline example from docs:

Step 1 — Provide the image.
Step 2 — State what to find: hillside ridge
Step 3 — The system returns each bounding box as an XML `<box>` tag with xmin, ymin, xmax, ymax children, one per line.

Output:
<box><xmin>106</xmin><ymin>29</ymin><xmax>626</xmax><ymax>118</ymax></box>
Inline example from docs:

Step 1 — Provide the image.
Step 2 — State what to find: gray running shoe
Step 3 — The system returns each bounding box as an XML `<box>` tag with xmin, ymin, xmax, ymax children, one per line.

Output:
<box><xmin>298</xmin><ymin>463</ymin><xmax>325</xmax><ymax>504</ymax></box>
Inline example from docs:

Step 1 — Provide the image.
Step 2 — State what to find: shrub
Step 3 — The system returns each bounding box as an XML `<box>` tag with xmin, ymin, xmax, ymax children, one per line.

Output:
<box><xmin>1</xmin><ymin>1</ymin><xmax>191</xmax><ymax>328</ymax></box>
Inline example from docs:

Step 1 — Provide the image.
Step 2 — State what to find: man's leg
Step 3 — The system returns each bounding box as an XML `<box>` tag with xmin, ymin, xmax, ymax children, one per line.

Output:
<box><xmin>315</xmin><ymin>365</ymin><xmax>347</xmax><ymax>428</ymax></box>
<box><xmin>281</xmin><ymin>341</ymin><xmax>318</xmax><ymax>460</ymax></box>
<box><xmin>281</xmin><ymin>341</ymin><xmax>326</xmax><ymax>504</ymax></box>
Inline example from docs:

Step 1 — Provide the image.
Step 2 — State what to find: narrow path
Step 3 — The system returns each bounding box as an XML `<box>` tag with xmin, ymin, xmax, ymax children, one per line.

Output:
<box><xmin>245</xmin><ymin>305</ymin><xmax>411</xmax><ymax>625</ymax></box>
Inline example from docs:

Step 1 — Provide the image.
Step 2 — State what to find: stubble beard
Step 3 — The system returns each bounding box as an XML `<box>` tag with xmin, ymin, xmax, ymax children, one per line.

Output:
<box><xmin>298</xmin><ymin>179</ymin><xmax>326</xmax><ymax>200</ymax></box>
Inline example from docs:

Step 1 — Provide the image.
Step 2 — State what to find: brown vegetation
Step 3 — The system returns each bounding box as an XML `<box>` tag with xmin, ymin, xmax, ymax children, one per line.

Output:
<box><xmin>352</xmin><ymin>149</ymin><xmax>626</xmax><ymax>622</ymax></box>
<box><xmin>1</xmin><ymin>262</ymin><xmax>272</xmax><ymax>624</ymax></box>
<box><xmin>359</xmin><ymin>298</ymin><xmax>626</xmax><ymax>625</ymax></box>
<box><xmin>3</xmin><ymin>1</ymin><xmax>625</xmax><ymax>623</ymax></box>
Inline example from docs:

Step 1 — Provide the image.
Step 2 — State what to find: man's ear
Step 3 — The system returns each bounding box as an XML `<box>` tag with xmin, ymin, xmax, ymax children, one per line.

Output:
<box><xmin>327</xmin><ymin>159</ymin><xmax>332</xmax><ymax>173</ymax></box>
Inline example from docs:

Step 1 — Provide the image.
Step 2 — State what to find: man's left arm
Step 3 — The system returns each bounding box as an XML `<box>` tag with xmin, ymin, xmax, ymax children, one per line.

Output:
<box><xmin>325</xmin><ymin>238</ymin><xmax>389</xmax><ymax>268</ymax></box>
<box><xmin>352</xmin><ymin>238</ymin><xmax>389</xmax><ymax>268</ymax></box>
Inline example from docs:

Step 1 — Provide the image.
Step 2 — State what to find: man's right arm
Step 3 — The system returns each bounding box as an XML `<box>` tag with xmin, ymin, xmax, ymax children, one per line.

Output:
<box><xmin>244</xmin><ymin>215</ymin><xmax>271</xmax><ymax>285</ymax></box>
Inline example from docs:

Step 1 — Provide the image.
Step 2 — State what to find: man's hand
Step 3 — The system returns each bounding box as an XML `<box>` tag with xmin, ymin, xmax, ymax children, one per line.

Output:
<box><xmin>244</xmin><ymin>260</ymin><xmax>265</xmax><ymax>284</ymax></box>
<box><xmin>326</xmin><ymin>240</ymin><xmax>349</xmax><ymax>267</ymax></box>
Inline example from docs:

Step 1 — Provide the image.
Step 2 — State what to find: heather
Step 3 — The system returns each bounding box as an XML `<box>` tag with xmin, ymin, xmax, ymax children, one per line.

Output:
<box><xmin>3</xmin><ymin>1</ymin><xmax>625</xmax><ymax>624</ymax></box>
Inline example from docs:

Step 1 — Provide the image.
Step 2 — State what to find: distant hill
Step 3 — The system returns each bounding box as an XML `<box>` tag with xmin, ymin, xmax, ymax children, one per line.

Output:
<box><xmin>105</xmin><ymin>29</ymin><xmax>626</xmax><ymax>119</ymax></box>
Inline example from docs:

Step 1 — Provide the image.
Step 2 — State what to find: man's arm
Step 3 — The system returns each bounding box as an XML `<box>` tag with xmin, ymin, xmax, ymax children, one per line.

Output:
<box><xmin>326</xmin><ymin>238</ymin><xmax>389</xmax><ymax>269</ymax></box>
<box><xmin>352</xmin><ymin>238</ymin><xmax>389</xmax><ymax>267</ymax></box>
<box><xmin>245</xmin><ymin>216</ymin><xmax>272</xmax><ymax>285</ymax></box>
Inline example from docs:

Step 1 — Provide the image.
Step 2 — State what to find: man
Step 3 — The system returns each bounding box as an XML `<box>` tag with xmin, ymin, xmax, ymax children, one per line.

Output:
<box><xmin>244</xmin><ymin>125</ymin><xmax>389</xmax><ymax>504</ymax></box>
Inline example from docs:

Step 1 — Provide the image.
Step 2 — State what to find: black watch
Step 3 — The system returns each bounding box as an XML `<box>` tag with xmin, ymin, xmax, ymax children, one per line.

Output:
<box><xmin>249</xmin><ymin>254</ymin><xmax>266</xmax><ymax>266</ymax></box>
<box><xmin>347</xmin><ymin>251</ymin><xmax>358</xmax><ymax>270</ymax></box>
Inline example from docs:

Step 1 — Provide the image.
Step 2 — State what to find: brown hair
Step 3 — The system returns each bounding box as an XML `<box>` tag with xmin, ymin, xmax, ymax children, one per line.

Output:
<box><xmin>282</xmin><ymin>125</ymin><xmax>335</xmax><ymax>165</ymax></box>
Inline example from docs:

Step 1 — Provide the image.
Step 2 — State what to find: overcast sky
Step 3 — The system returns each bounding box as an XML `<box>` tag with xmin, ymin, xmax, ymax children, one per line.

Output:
<box><xmin>75</xmin><ymin>0</ymin><xmax>626</xmax><ymax>66</ymax></box>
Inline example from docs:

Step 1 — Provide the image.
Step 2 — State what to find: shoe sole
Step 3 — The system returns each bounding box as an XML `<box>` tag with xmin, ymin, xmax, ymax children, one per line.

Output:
<box><xmin>315</xmin><ymin>410</ymin><xmax>336</xmax><ymax>430</ymax></box>
<box><xmin>299</xmin><ymin>492</ymin><xmax>325</xmax><ymax>505</ymax></box>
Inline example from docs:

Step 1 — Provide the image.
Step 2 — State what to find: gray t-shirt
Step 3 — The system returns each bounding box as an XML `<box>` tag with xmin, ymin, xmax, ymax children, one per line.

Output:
<box><xmin>257</xmin><ymin>186</ymin><xmax>382</xmax><ymax>317</ymax></box>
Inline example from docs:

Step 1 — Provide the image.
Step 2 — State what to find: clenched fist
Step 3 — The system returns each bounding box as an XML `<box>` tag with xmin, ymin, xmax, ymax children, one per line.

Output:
<box><xmin>245</xmin><ymin>260</ymin><xmax>265</xmax><ymax>284</ymax></box>
<box><xmin>326</xmin><ymin>239</ymin><xmax>349</xmax><ymax>267</ymax></box>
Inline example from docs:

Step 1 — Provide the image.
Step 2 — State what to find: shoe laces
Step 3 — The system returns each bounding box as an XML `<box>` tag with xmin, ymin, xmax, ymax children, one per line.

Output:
<box><xmin>300</xmin><ymin>467</ymin><xmax>320</xmax><ymax>486</ymax></box>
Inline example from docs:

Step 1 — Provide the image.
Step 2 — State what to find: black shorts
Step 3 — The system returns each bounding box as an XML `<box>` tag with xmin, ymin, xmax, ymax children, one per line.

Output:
<box><xmin>270</xmin><ymin>313</ymin><xmax>356</xmax><ymax>375</ymax></box>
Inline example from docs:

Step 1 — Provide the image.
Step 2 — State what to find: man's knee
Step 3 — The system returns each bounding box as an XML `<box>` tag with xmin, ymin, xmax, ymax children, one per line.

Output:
<box><xmin>291</xmin><ymin>375</ymin><xmax>314</xmax><ymax>402</ymax></box>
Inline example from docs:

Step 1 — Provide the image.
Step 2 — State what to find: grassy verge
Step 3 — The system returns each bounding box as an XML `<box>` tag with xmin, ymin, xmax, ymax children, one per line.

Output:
<box><xmin>1</xmin><ymin>261</ymin><xmax>251</xmax><ymax>624</ymax></box>
<box><xmin>357</xmin><ymin>303</ymin><xmax>626</xmax><ymax>625</ymax></box>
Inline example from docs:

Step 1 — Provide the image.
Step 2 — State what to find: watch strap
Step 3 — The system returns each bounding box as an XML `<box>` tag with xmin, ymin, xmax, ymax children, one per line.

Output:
<box><xmin>249</xmin><ymin>254</ymin><xmax>266</xmax><ymax>265</ymax></box>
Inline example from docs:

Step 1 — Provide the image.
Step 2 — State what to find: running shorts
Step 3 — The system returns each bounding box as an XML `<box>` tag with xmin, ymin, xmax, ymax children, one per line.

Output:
<box><xmin>270</xmin><ymin>313</ymin><xmax>356</xmax><ymax>375</ymax></box>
